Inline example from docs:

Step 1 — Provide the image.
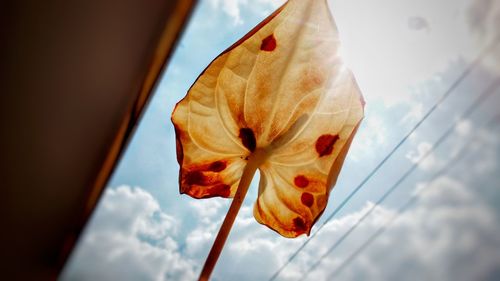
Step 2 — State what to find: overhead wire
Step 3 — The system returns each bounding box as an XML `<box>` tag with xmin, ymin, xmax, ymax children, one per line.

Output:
<box><xmin>327</xmin><ymin>112</ymin><xmax>500</xmax><ymax>280</ymax></box>
<box><xmin>267</xmin><ymin>36</ymin><xmax>499</xmax><ymax>281</ymax></box>
<box><xmin>299</xmin><ymin>78</ymin><xmax>500</xmax><ymax>280</ymax></box>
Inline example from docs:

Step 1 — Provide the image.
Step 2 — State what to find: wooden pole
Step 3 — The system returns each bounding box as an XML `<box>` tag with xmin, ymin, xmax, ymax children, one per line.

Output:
<box><xmin>198</xmin><ymin>149</ymin><xmax>267</xmax><ymax>281</ymax></box>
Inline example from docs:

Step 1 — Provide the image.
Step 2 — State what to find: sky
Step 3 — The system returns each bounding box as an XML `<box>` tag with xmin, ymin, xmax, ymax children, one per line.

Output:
<box><xmin>60</xmin><ymin>0</ymin><xmax>500</xmax><ymax>280</ymax></box>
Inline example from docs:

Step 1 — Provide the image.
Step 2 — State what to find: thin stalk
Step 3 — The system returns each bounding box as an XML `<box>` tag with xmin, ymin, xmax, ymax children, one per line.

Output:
<box><xmin>198</xmin><ymin>149</ymin><xmax>267</xmax><ymax>281</ymax></box>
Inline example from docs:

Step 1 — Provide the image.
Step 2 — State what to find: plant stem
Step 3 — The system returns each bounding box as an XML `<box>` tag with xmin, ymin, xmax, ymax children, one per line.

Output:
<box><xmin>198</xmin><ymin>149</ymin><xmax>267</xmax><ymax>281</ymax></box>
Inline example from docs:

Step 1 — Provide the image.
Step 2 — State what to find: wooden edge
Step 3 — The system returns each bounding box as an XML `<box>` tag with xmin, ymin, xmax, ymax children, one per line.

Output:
<box><xmin>55</xmin><ymin>0</ymin><xmax>197</xmax><ymax>277</ymax></box>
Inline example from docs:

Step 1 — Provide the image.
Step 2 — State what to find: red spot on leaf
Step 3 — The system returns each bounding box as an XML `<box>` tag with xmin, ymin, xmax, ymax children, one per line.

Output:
<box><xmin>209</xmin><ymin>161</ymin><xmax>226</xmax><ymax>172</ymax></box>
<box><xmin>185</xmin><ymin>171</ymin><xmax>207</xmax><ymax>186</ymax></box>
<box><xmin>204</xmin><ymin>184</ymin><xmax>231</xmax><ymax>198</ymax></box>
<box><xmin>185</xmin><ymin>184</ymin><xmax>231</xmax><ymax>199</ymax></box>
<box><xmin>301</xmin><ymin>192</ymin><xmax>314</xmax><ymax>207</ymax></box>
<box><xmin>294</xmin><ymin>175</ymin><xmax>309</xmax><ymax>188</ymax></box>
<box><xmin>315</xmin><ymin>134</ymin><xmax>339</xmax><ymax>157</ymax></box>
<box><xmin>181</xmin><ymin>160</ymin><xmax>231</xmax><ymax>199</ymax></box>
<box><xmin>261</xmin><ymin>34</ymin><xmax>277</xmax><ymax>51</ymax></box>
<box><xmin>293</xmin><ymin>217</ymin><xmax>307</xmax><ymax>233</ymax></box>
<box><xmin>239</xmin><ymin>128</ymin><xmax>256</xmax><ymax>152</ymax></box>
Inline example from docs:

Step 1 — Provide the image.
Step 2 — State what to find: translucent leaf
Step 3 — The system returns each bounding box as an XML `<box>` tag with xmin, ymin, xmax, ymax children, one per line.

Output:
<box><xmin>172</xmin><ymin>0</ymin><xmax>364</xmax><ymax>237</ymax></box>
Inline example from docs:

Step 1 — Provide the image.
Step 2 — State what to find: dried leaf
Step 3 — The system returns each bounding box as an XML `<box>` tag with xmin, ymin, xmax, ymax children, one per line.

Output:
<box><xmin>172</xmin><ymin>0</ymin><xmax>364</xmax><ymax>237</ymax></box>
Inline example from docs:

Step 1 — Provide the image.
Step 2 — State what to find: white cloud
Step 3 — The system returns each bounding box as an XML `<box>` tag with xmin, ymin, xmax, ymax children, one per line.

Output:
<box><xmin>331</xmin><ymin>0</ymin><xmax>482</xmax><ymax>107</ymax></box>
<box><xmin>401</xmin><ymin>102</ymin><xmax>425</xmax><ymax>124</ymax></box>
<box><xmin>207</xmin><ymin>0</ymin><xmax>285</xmax><ymax>25</ymax></box>
<box><xmin>184</xmin><ymin>200</ymin><xmax>227</xmax><ymax>257</ymax></box>
<box><xmin>405</xmin><ymin>141</ymin><xmax>442</xmax><ymax>171</ymax></box>
<box><xmin>351</xmin><ymin>114</ymin><xmax>389</xmax><ymax>161</ymax></box>
<box><xmin>219</xmin><ymin>176</ymin><xmax>500</xmax><ymax>281</ymax></box>
<box><xmin>60</xmin><ymin>186</ymin><xmax>197</xmax><ymax>281</ymax></box>
<box><xmin>188</xmin><ymin>197</ymin><xmax>229</xmax><ymax>224</ymax></box>
<box><xmin>455</xmin><ymin>119</ymin><xmax>473</xmax><ymax>137</ymax></box>
<box><xmin>208</xmin><ymin>0</ymin><xmax>246</xmax><ymax>25</ymax></box>
<box><xmin>467</xmin><ymin>127</ymin><xmax>499</xmax><ymax>175</ymax></box>
<box><xmin>60</xmin><ymin>176</ymin><xmax>500</xmax><ymax>281</ymax></box>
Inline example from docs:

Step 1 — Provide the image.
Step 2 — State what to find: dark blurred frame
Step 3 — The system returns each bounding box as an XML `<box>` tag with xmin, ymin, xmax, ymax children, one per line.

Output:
<box><xmin>0</xmin><ymin>0</ymin><xmax>196</xmax><ymax>279</ymax></box>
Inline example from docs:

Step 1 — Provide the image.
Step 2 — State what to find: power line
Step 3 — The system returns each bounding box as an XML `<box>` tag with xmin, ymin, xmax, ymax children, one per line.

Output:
<box><xmin>267</xmin><ymin>37</ymin><xmax>499</xmax><ymax>281</ymax></box>
<box><xmin>327</xmin><ymin>112</ymin><xmax>500</xmax><ymax>280</ymax></box>
<box><xmin>300</xmin><ymin>78</ymin><xmax>500</xmax><ymax>280</ymax></box>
